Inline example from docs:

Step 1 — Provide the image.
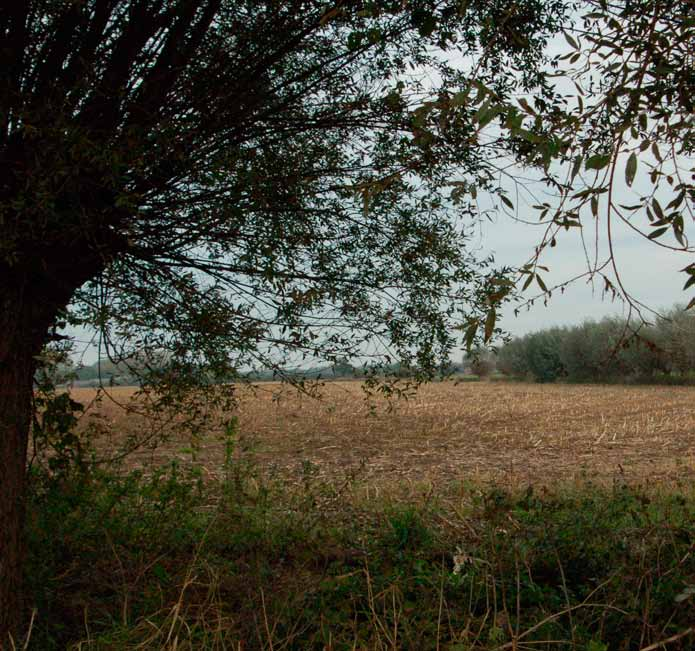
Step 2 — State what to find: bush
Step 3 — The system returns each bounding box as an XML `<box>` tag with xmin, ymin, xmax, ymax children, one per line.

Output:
<box><xmin>23</xmin><ymin>457</ymin><xmax>695</xmax><ymax>651</ymax></box>
<box><xmin>467</xmin><ymin>348</ymin><xmax>496</xmax><ymax>377</ymax></box>
<box><xmin>496</xmin><ymin>337</ymin><xmax>531</xmax><ymax>377</ymax></box>
<box><xmin>524</xmin><ymin>328</ymin><xmax>566</xmax><ymax>382</ymax></box>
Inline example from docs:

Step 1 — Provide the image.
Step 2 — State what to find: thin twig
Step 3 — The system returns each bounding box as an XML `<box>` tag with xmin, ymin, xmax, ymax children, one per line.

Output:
<box><xmin>638</xmin><ymin>627</ymin><xmax>695</xmax><ymax>651</ymax></box>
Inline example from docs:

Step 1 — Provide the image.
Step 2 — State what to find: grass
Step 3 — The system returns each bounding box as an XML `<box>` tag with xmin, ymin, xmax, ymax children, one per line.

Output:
<box><xmin>20</xmin><ymin>445</ymin><xmax>695</xmax><ymax>650</ymax></box>
<box><xmin>18</xmin><ymin>381</ymin><xmax>695</xmax><ymax>650</ymax></box>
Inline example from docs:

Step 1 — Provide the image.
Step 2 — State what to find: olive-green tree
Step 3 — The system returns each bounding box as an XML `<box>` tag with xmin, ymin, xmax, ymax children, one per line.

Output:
<box><xmin>0</xmin><ymin>0</ymin><xmax>570</xmax><ymax>642</ymax></box>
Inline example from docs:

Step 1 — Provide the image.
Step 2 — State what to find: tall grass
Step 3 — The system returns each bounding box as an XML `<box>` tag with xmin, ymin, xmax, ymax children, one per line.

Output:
<box><xmin>20</xmin><ymin>433</ymin><xmax>695</xmax><ymax>651</ymax></box>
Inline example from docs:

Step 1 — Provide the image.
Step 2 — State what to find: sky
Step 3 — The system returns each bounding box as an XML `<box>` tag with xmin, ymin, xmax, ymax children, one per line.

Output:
<box><xmin>456</xmin><ymin>22</ymin><xmax>693</xmax><ymax>339</ymax></box>
<box><xmin>68</xmin><ymin>205</ymin><xmax>688</xmax><ymax>366</ymax></box>
<box><xmin>482</xmin><ymin>208</ymin><xmax>687</xmax><ymax>338</ymax></box>
<box><xmin>469</xmin><ymin>134</ymin><xmax>691</xmax><ymax>339</ymax></box>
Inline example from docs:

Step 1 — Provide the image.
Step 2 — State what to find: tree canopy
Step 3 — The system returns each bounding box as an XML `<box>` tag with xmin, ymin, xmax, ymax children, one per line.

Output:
<box><xmin>1</xmin><ymin>0</ymin><xmax>573</xmax><ymax>642</ymax></box>
<box><xmin>2</xmin><ymin>0</ymin><xmax>570</xmax><ymax>384</ymax></box>
<box><xmin>495</xmin><ymin>0</ymin><xmax>695</xmax><ymax>317</ymax></box>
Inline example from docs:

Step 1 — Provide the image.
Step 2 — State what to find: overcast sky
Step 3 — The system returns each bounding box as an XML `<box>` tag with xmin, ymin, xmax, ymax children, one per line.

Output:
<box><xmin>472</xmin><ymin>141</ymin><xmax>690</xmax><ymax>338</ymax></box>
<box><xmin>68</xmin><ymin>208</ymin><xmax>687</xmax><ymax>366</ymax></box>
<box><xmin>464</xmin><ymin>23</ymin><xmax>692</xmax><ymax>338</ymax></box>
<box><xmin>483</xmin><ymin>208</ymin><xmax>687</xmax><ymax>338</ymax></box>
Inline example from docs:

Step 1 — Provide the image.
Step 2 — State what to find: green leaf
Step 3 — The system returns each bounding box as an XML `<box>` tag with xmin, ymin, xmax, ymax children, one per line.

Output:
<box><xmin>585</xmin><ymin>154</ymin><xmax>611</xmax><ymax>170</ymax></box>
<box><xmin>625</xmin><ymin>152</ymin><xmax>637</xmax><ymax>186</ymax></box>
<box><xmin>673</xmin><ymin>215</ymin><xmax>685</xmax><ymax>246</ymax></box>
<box><xmin>153</xmin><ymin>562</ymin><xmax>171</xmax><ymax>583</ymax></box>
<box><xmin>652</xmin><ymin>198</ymin><xmax>664</xmax><ymax>220</ymax></box>
<box><xmin>647</xmin><ymin>227</ymin><xmax>668</xmax><ymax>240</ymax></box>
<box><xmin>516</xmin><ymin>128</ymin><xmax>543</xmax><ymax>143</ymax></box>
<box><xmin>667</xmin><ymin>190</ymin><xmax>686</xmax><ymax>210</ymax></box>
<box><xmin>417</xmin><ymin>14</ymin><xmax>437</xmax><ymax>38</ymax></box>
<box><xmin>563</xmin><ymin>31</ymin><xmax>579</xmax><ymax>49</ymax></box>
<box><xmin>474</xmin><ymin>99</ymin><xmax>491</xmax><ymax>124</ymax></box>
<box><xmin>451</xmin><ymin>91</ymin><xmax>468</xmax><ymax>107</ymax></box>
<box><xmin>500</xmin><ymin>195</ymin><xmax>514</xmax><ymax>210</ymax></box>
<box><xmin>464</xmin><ymin>320</ymin><xmax>479</xmax><ymax>350</ymax></box>
<box><xmin>651</xmin><ymin>142</ymin><xmax>662</xmax><ymax>162</ymax></box>
<box><xmin>477</xmin><ymin>103</ymin><xmax>503</xmax><ymax>127</ymax></box>
<box><xmin>536</xmin><ymin>275</ymin><xmax>548</xmax><ymax>292</ymax></box>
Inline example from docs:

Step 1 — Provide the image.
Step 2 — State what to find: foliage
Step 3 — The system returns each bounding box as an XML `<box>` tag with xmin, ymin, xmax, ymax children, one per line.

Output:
<box><xmin>495</xmin><ymin>336</ymin><xmax>531</xmax><ymax>378</ymax></box>
<box><xmin>22</xmin><ymin>440</ymin><xmax>695</xmax><ymax>650</ymax></box>
<box><xmin>466</xmin><ymin>347</ymin><xmax>496</xmax><ymax>377</ymax></box>
<box><xmin>497</xmin><ymin>306</ymin><xmax>695</xmax><ymax>383</ymax></box>
<box><xmin>504</xmin><ymin>0</ymin><xmax>695</xmax><ymax>314</ymax></box>
<box><xmin>2</xmin><ymin>0</ymin><xmax>570</xmax><ymax>387</ymax></box>
<box><xmin>524</xmin><ymin>327</ymin><xmax>567</xmax><ymax>382</ymax></box>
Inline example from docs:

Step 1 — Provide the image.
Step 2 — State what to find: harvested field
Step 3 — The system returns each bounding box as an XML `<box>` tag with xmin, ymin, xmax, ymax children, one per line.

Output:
<box><xmin>68</xmin><ymin>381</ymin><xmax>695</xmax><ymax>487</ymax></box>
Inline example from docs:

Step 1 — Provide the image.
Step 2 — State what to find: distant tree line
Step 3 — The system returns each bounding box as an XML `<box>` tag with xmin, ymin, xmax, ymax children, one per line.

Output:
<box><xmin>58</xmin><ymin>355</ymin><xmax>418</xmax><ymax>386</ymax></box>
<box><xmin>65</xmin><ymin>308</ymin><xmax>695</xmax><ymax>386</ymax></box>
<box><xmin>494</xmin><ymin>307</ymin><xmax>695</xmax><ymax>383</ymax></box>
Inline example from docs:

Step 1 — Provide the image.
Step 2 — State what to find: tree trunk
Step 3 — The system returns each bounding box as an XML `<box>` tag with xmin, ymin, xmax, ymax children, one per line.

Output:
<box><xmin>0</xmin><ymin>292</ymin><xmax>54</xmax><ymax>648</ymax></box>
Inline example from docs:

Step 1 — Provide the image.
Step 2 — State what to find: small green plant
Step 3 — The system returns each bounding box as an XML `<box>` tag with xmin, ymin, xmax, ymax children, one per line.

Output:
<box><xmin>31</xmin><ymin>391</ymin><xmax>89</xmax><ymax>477</ymax></box>
<box><xmin>30</xmin><ymin>348</ymin><xmax>94</xmax><ymax>483</ymax></box>
<box><xmin>386</xmin><ymin>506</ymin><xmax>432</xmax><ymax>553</ymax></box>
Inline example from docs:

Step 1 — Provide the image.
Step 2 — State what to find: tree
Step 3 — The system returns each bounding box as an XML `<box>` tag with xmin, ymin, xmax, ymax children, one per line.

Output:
<box><xmin>496</xmin><ymin>310</ymin><xmax>695</xmax><ymax>383</ymax></box>
<box><xmin>505</xmin><ymin>0</ymin><xmax>695</xmax><ymax>318</ymax></box>
<box><xmin>0</xmin><ymin>0</ymin><xmax>570</xmax><ymax>641</ymax></box>
<box><xmin>558</xmin><ymin>318</ymin><xmax>624</xmax><ymax>381</ymax></box>
<box><xmin>467</xmin><ymin>346</ymin><xmax>496</xmax><ymax>377</ymax></box>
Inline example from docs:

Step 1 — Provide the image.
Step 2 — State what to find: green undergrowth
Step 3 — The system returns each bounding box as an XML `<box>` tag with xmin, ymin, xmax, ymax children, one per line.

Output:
<box><xmin>22</xmin><ymin>450</ymin><xmax>695</xmax><ymax>650</ymax></box>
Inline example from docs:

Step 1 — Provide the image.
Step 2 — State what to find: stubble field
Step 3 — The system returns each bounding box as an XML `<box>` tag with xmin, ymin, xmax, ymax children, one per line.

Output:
<box><xmin>29</xmin><ymin>381</ymin><xmax>695</xmax><ymax>650</ymax></box>
<box><xmin>69</xmin><ymin>380</ymin><xmax>695</xmax><ymax>488</ymax></box>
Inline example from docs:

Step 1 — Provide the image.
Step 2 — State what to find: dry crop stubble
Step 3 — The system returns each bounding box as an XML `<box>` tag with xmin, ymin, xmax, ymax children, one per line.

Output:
<box><xmin>68</xmin><ymin>381</ymin><xmax>695</xmax><ymax>488</ymax></box>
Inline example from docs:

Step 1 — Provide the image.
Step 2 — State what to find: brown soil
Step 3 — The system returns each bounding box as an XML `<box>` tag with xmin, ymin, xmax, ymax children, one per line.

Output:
<box><xmin>67</xmin><ymin>381</ymin><xmax>695</xmax><ymax>488</ymax></box>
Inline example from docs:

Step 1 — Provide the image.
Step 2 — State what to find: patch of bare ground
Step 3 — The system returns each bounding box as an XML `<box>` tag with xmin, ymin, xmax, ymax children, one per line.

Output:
<box><xmin>69</xmin><ymin>381</ymin><xmax>695</xmax><ymax>487</ymax></box>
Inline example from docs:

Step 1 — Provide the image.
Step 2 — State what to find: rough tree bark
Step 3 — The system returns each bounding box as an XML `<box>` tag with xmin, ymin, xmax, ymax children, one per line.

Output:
<box><xmin>0</xmin><ymin>287</ymin><xmax>53</xmax><ymax>647</ymax></box>
<box><xmin>0</xmin><ymin>259</ymin><xmax>99</xmax><ymax>646</ymax></box>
